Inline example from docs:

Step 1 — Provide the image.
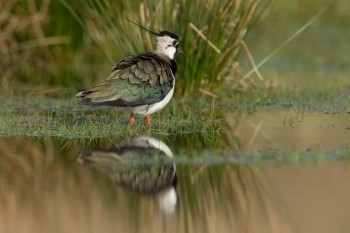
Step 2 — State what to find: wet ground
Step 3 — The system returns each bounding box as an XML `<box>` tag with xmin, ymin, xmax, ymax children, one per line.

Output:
<box><xmin>1</xmin><ymin>109</ymin><xmax>350</xmax><ymax>233</ymax></box>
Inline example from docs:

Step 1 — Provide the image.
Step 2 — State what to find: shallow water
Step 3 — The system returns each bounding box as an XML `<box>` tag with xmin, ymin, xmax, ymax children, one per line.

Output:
<box><xmin>227</xmin><ymin>110</ymin><xmax>350</xmax><ymax>149</ymax></box>
<box><xmin>1</xmin><ymin>110</ymin><xmax>350</xmax><ymax>233</ymax></box>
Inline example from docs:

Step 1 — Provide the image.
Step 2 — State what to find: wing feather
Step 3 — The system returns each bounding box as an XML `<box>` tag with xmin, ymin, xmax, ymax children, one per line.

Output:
<box><xmin>76</xmin><ymin>52</ymin><xmax>175</xmax><ymax>107</ymax></box>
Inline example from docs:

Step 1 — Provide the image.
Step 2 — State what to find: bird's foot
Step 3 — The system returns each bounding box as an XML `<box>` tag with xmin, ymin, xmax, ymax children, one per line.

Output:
<box><xmin>145</xmin><ymin>115</ymin><xmax>151</xmax><ymax>127</ymax></box>
<box><xmin>129</xmin><ymin>114</ymin><xmax>135</xmax><ymax>126</ymax></box>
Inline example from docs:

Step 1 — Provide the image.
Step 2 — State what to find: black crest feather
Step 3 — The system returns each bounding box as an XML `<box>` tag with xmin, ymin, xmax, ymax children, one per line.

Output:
<box><xmin>126</xmin><ymin>18</ymin><xmax>159</xmax><ymax>36</ymax></box>
<box><xmin>126</xmin><ymin>18</ymin><xmax>179</xmax><ymax>39</ymax></box>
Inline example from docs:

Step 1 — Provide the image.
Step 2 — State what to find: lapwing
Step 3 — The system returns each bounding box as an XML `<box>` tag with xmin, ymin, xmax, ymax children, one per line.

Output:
<box><xmin>76</xmin><ymin>23</ymin><xmax>182</xmax><ymax>126</ymax></box>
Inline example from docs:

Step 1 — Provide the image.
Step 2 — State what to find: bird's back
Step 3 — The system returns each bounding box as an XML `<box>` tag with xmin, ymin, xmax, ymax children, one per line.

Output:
<box><xmin>76</xmin><ymin>52</ymin><xmax>176</xmax><ymax>108</ymax></box>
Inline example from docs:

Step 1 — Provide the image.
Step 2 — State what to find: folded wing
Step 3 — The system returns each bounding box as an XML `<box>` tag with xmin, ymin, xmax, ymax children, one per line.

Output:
<box><xmin>77</xmin><ymin>52</ymin><xmax>174</xmax><ymax>107</ymax></box>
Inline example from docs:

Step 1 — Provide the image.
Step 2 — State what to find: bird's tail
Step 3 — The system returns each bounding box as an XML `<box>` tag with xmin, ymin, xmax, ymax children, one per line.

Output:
<box><xmin>76</xmin><ymin>89</ymin><xmax>92</xmax><ymax>104</ymax></box>
<box><xmin>76</xmin><ymin>90</ymin><xmax>86</xmax><ymax>97</ymax></box>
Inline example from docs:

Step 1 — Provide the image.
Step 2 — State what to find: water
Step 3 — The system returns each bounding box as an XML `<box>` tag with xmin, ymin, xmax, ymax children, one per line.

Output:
<box><xmin>1</xmin><ymin>110</ymin><xmax>350</xmax><ymax>233</ymax></box>
<box><xmin>228</xmin><ymin>110</ymin><xmax>350</xmax><ymax>149</ymax></box>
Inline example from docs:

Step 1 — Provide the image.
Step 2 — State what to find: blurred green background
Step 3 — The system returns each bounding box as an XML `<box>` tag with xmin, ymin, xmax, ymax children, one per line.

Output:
<box><xmin>0</xmin><ymin>0</ymin><xmax>348</xmax><ymax>97</ymax></box>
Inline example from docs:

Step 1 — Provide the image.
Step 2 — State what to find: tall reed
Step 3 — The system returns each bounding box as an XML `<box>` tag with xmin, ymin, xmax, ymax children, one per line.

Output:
<box><xmin>0</xmin><ymin>0</ymin><xmax>271</xmax><ymax>96</ymax></box>
<box><xmin>70</xmin><ymin>0</ymin><xmax>272</xmax><ymax>96</ymax></box>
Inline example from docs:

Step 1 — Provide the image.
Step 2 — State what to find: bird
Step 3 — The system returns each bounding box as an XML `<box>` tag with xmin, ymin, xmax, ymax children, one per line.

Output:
<box><xmin>76</xmin><ymin>22</ymin><xmax>182</xmax><ymax>126</ymax></box>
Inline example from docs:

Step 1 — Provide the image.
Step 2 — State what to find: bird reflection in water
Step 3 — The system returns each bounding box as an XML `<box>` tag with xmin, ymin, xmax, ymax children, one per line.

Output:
<box><xmin>77</xmin><ymin>135</ymin><xmax>177</xmax><ymax>215</ymax></box>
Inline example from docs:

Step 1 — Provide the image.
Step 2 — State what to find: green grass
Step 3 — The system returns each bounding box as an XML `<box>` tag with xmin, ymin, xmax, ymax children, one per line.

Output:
<box><xmin>4</xmin><ymin>84</ymin><xmax>350</xmax><ymax>113</ymax></box>
<box><xmin>0</xmin><ymin>104</ymin><xmax>221</xmax><ymax>138</ymax></box>
<box><xmin>0</xmin><ymin>85</ymin><xmax>349</xmax><ymax>138</ymax></box>
<box><xmin>219</xmin><ymin>86</ymin><xmax>350</xmax><ymax>113</ymax></box>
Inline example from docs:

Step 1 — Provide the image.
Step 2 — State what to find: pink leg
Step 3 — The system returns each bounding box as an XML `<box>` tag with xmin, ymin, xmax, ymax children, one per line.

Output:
<box><xmin>129</xmin><ymin>114</ymin><xmax>135</xmax><ymax>126</ymax></box>
<box><xmin>145</xmin><ymin>115</ymin><xmax>151</xmax><ymax>126</ymax></box>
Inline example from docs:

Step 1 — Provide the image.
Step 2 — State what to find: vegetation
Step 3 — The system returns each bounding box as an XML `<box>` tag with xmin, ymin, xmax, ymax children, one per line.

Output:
<box><xmin>0</xmin><ymin>0</ymin><xmax>272</xmax><ymax>97</ymax></box>
<box><xmin>1</xmin><ymin>0</ymin><xmax>348</xmax><ymax>98</ymax></box>
<box><xmin>0</xmin><ymin>101</ymin><xmax>221</xmax><ymax>138</ymax></box>
<box><xmin>71</xmin><ymin>0</ymin><xmax>273</xmax><ymax>96</ymax></box>
<box><xmin>0</xmin><ymin>0</ymin><xmax>77</xmax><ymax>95</ymax></box>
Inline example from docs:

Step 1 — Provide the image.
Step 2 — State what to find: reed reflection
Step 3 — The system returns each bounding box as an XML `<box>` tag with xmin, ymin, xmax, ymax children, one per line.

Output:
<box><xmin>78</xmin><ymin>135</ymin><xmax>178</xmax><ymax>215</ymax></box>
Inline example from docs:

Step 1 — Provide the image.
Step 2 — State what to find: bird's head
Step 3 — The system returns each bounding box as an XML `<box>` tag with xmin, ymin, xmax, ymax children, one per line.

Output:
<box><xmin>127</xmin><ymin>19</ymin><xmax>182</xmax><ymax>60</ymax></box>
<box><xmin>155</xmin><ymin>31</ymin><xmax>182</xmax><ymax>60</ymax></box>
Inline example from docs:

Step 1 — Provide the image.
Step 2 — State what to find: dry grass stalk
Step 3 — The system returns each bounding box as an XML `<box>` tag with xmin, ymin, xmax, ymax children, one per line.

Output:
<box><xmin>188</xmin><ymin>23</ymin><xmax>221</xmax><ymax>54</ymax></box>
<box><xmin>0</xmin><ymin>0</ymin><xmax>71</xmax><ymax>95</ymax></box>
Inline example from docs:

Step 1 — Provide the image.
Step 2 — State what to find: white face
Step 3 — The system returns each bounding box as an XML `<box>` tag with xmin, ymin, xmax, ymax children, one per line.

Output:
<box><xmin>155</xmin><ymin>36</ymin><xmax>178</xmax><ymax>60</ymax></box>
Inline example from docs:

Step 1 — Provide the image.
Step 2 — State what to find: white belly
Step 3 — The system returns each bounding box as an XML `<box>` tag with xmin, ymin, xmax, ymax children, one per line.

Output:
<box><xmin>118</xmin><ymin>85</ymin><xmax>175</xmax><ymax>117</ymax></box>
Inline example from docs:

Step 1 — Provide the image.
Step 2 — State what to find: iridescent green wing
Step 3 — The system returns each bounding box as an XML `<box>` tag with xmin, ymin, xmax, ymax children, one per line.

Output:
<box><xmin>82</xmin><ymin>53</ymin><xmax>174</xmax><ymax>107</ymax></box>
